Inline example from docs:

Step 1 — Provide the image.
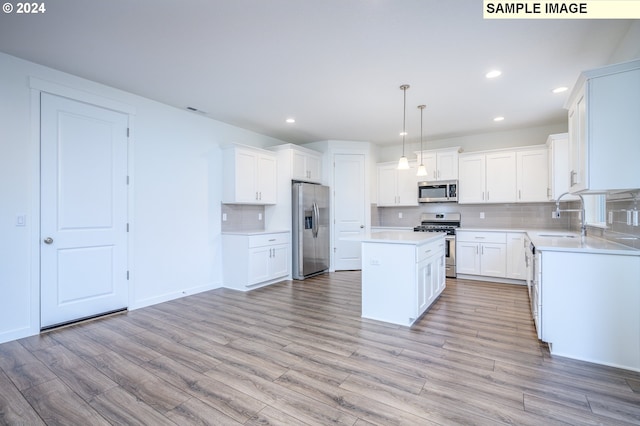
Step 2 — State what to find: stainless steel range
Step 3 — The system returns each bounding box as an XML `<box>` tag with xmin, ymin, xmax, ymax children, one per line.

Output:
<box><xmin>413</xmin><ymin>212</ymin><xmax>461</xmax><ymax>278</ymax></box>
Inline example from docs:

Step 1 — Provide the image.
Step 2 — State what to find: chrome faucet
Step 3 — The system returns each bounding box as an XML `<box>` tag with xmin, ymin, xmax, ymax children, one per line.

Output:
<box><xmin>555</xmin><ymin>192</ymin><xmax>587</xmax><ymax>238</ymax></box>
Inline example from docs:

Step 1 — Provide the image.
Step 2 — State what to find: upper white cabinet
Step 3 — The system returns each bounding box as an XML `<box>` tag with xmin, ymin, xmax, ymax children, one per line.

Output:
<box><xmin>565</xmin><ymin>59</ymin><xmax>640</xmax><ymax>193</ymax></box>
<box><xmin>547</xmin><ymin>133</ymin><xmax>579</xmax><ymax>201</ymax></box>
<box><xmin>459</xmin><ymin>146</ymin><xmax>549</xmax><ymax>204</ymax></box>
<box><xmin>377</xmin><ymin>161</ymin><xmax>419</xmax><ymax>207</ymax></box>
<box><xmin>459</xmin><ymin>151</ymin><xmax>516</xmax><ymax>203</ymax></box>
<box><xmin>414</xmin><ymin>147</ymin><xmax>461</xmax><ymax>181</ymax></box>
<box><xmin>271</xmin><ymin>144</ymin><xmax>322</xmax><ymax>183</ymax></box>
<box><xmin>516</xmin><ymin>148</ymin><xmax>548</xmax><ymax>202</ymax></box>
<box><xmin>222</xmin><ymin>145</ymin><xmax>277</xmax><ymax>204</ymax></box>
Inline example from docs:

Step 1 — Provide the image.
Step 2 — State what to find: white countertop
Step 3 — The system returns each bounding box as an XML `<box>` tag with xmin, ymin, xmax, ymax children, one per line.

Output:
<box><xmin>528</xmin><ymin>231</ymin><xmax>640</xmax><ymax>256</ymax></box>
<box><xmin>457</xmin><ymin>227</ymin><xmax>639</xmax><ymax>256</ymax></box>
<box><xmin>221</xmin><ymin>229</ymin><xmax>289</xmax><ymax>236</ymax></box>
<box><xmin>344</xmin><ymin>231</ymin><xmax>445</xmax><ymax>245</ymax></box>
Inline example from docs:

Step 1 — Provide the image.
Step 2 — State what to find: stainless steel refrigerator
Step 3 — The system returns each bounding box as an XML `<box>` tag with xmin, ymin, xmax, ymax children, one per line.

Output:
<box><xmin>292</xmin><ymin>182</ymin><xmax>330</xmax><ymax>280</ymax></box>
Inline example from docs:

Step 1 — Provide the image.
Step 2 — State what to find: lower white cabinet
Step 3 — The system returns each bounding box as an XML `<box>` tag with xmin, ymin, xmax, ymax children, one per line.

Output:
<box><xmin>540</xmin><ymin>250</ymin><xmax>640</xmax><ymax>371</ymax></box>
<box><xmin>506</xmin><ymin>232</ymin><xmax>526</xmax><ymax>279</ymax></box>
<box><xmin>223</xmin><ymin>231</ymin><xmax>290</xmax><ymax>291</ymax></box>
<box><xmin>456</xmin><ymin>231</ymin><xmax>506</xmax><ymax>278</ymax></box>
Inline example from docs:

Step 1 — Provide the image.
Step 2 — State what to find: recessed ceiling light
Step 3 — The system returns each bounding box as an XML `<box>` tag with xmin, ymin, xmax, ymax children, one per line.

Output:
<box><xmin>552</xmin><ymin>86</ymin><xmax>568</xmax><ymax>94</ymax></box>
<box><xmin>400</xmin><ymin>131</ymin><xmax>408</xmax><ymax>136</ymax></box>
<box><xmin>493</xmin><ymin>116</ymin><xmax>505</xmax><ymax>122</ymax></box>
<box><xmin>486</xmin><ymin>70</ymin><xmax>502</xmax><ymax>79</ymax></box>
<box><xmin>286</xmin><ymin>118</ymin><xmax>295</xmax><ymax>124</ymax></box>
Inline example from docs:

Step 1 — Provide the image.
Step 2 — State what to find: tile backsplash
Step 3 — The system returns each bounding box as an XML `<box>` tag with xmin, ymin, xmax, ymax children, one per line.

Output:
<box><xmin>221</xmin><ymin>204</ymin><xmax>265</xmax><ymax>232</ymax></box>
<box><xmin>373</xmin><ymin>202</ymin><xmax>570</xmax><ymax>230</ymax></box>
<box><xmin>585</xmin><ymin>196</ymin><xmax>640</xmax><ymax>250</ymax></box>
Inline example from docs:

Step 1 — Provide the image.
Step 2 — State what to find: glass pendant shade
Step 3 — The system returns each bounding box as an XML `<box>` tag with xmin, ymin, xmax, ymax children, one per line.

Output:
<box><xmin>416</xmin><ymin>163</ymin><xmax>427</xmax><ymax>176</ymax></box>
<box><xmin>397</xmin><ymin>156</ymin><xmax>410</xmax><ymax>170</ymax></box>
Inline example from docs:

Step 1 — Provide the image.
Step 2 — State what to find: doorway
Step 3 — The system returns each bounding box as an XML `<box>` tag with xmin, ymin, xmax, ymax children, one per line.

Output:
<box><xmin>332</xmin><ymin>153</ymin><xmax>366</xmax><ymax>270</ymax></box>
<box><xmin>40</xmin><ymin>93</ymin><xmax>129</xmax><ymax>329</ymax></box>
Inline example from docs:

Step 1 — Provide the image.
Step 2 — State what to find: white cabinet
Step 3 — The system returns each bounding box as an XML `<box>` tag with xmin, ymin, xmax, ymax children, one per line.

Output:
<box><xmin>506</xmin><ymin>232</ymin><xmax>526</xmax><ymax>280</ymax></box>
<box><xmin>516</xmin><ymin>148</ymin><xmax>548</xmax><ymax>202</ymax></box>
<box><xmin>566</xmin><ymin>59</ymin><xmax>640</xmax><ymax>193</ymax></box>
<box><xmin>547</xmin><ymin>133</ymin><xmax>579</xmax><ymax>201</ymax></box>
<box><xmin>458</xmin><ymin>152</ymin><xmax>516</xmax><ymax>203</ymax></box>
<box><xmin>361</xmin><ymin>236</ymin><xmax>446</xmax><ymax>326</ymax></box>
<box><xmin>286</xmin><ymin>147</ymin><xmax>322</xmax><ymax>183</ymax></box>
<box><xmin>456</xmin><ymin>231</ymin><xmax>506</xmax><ymax>278</ymax></box>
<box><xmin>540</xmin><ymin>249</ymin><xmax>640</xmax><ymax>371</ymax></box>
<box><xmin>222</xmin><ymin>145</ymin><xmax>277</xmax><ymax>204</ymax></box>
<box><xmin>376</xmin><ymin>162</ymin><xmax>418</xmax><ymax>206</ymax></box>
<box><xmin>415</xmin><ymin>147</ymin><xmax>460</xmax><ymax>181</ymax></box>
<box><xmin>222</xmin><ymin>231</ymin><xmax>290</xmax><ymax>291</ymax></box>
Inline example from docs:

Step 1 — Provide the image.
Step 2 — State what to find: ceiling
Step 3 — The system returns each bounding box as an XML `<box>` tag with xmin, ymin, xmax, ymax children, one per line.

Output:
<box><xmin>0</xmin><ymin>1</ymin><xmax>635</xmax><ymax>146</ymax></box>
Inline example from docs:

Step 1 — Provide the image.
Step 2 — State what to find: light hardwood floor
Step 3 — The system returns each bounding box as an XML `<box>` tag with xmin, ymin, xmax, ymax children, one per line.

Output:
<box><xmin>1</xmin><ymin>272</ymin><xmax>639</xmax><ymax>425</ymax></box>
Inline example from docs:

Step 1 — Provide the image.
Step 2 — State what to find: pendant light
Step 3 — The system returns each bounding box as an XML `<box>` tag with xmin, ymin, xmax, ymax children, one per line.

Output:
<box><xmin>397</xmin><ymin>84</ymin><xmax>410</xmax><ymax>170</ymax></box>
<box><xmin>416</xmin><ymin>104</ymin><xmax>427</xmax><ymax>177</ymax></box>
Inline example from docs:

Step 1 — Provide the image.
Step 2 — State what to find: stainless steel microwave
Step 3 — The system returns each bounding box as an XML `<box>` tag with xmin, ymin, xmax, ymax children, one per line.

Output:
<box><xmin>418</xmin><ymin>180</ymin><xmax>458</xmax><ymax>203</ymax></box>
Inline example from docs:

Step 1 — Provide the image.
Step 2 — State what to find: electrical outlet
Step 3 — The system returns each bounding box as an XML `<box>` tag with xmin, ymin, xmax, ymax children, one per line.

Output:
<box><xmin>222</xmin><ymin>213</ymin><xmax>227</xmax><ymax>221</ymax></box>
<box><xmin>552</xmin><ymin>211</ymin><xmax>560</xmax><ymax>219</ymax></box>
<box><xmin>258</xmin><ymin>213</ymin><xmax>263</xmax><ymax>221</ymax></box>
<box><xmin>479</xmin><ymin>212</ymin><xmax>485</xmax><ymax>219</ymax></box>
<box><xmin>633</xmin><ymin>210</ymin><xmax>639</xmax><ymax>226</ymax></box>
<box><xmin>608</xmin><ymin>211</ymin><xmax>613</xmax><ymax>224</ymax></box>
<box><xmin>398</xmin><ymin>212</ymin><xmax>403</xmax><ymax>219</ymax></box>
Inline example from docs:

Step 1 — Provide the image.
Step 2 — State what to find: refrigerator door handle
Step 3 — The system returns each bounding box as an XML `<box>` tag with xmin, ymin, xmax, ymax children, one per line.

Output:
<box><xmin>312</xmin><ymin>202</ymin><xmax>319</xmax><ymax>238</ymax></box>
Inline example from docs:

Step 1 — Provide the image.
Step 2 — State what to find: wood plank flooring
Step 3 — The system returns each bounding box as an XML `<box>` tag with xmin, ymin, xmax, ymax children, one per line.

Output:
<box><xmin>1</xmin><ymin>272</ymin><xmax>640</xmax><ymax>425</ymax></box>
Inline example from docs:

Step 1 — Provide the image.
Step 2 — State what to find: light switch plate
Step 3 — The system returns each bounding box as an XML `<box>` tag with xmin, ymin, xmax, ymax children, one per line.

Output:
<box><xmin>222</xmin><ymin>213</ymin><xmax>227</xmax><ymax>221</ymax></box>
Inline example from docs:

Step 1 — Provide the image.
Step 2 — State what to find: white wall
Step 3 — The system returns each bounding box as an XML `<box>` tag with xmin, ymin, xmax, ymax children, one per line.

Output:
<box><xmin>0</xmin><ymin>52</ymin><xmax>285</xmax><ymax>343</ymax></box>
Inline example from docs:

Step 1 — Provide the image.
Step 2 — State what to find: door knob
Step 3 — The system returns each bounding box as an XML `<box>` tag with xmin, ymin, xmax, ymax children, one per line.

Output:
<box><xmin>43</xmin><ymin>237</ymin><xmax>53</xmax><ymax>244</ymax></box>
<box><xmin>360</xmin><ymin>225</ymin><xmax>364</xmax><ymax>229</ymax></box>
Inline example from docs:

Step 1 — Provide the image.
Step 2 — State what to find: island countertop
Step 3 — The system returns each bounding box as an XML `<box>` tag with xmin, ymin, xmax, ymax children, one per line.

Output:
<box><xmin>343</xmin><ymin>231</ymin><xmax>445</xmax><ymax>245</ymax></box>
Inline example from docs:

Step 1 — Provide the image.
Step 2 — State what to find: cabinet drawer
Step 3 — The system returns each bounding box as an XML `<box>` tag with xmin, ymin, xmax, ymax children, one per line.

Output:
<box><xmin>416</xmin><ymin>240</ymin><xmax>442</xmax><ymax>263</ymax></box>
<box><xmin>456</xmin><ymin>231</ymin><xmax>506</xmax><ymax>244</ymax></box>
<box><xmin>249</xmin><ymin>232</ymin><xmax>289</xmax><ymax>248</ymax></box>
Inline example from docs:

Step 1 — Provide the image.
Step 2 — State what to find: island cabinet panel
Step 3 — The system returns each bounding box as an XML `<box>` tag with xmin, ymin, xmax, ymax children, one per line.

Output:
<box><xmin>361</xmin><ymin>236</ymin><xmax>445</xmax><ymax>327</ymax></box>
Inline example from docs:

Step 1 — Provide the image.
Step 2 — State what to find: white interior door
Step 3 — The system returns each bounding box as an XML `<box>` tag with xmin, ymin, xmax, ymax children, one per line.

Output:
<box><xmin>333</xmin><ymin>154</ymin><xmax>365</xmax><ymax>270</ymax></box>
<box><xmin>40</xmin><ymin>93</ymin><xmax>129</xmax><ymax>329</ymax></box>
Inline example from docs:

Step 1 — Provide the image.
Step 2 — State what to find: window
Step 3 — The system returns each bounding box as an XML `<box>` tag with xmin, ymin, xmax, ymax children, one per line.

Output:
<box><xmin>583</xmin><ymin>194</ymin><xmax>606</xmax><ymax>227</ymax></box>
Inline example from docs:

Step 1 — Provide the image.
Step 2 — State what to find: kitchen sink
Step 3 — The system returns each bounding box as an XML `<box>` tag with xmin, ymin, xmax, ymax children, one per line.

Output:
<box><xmin>537</xmin><ymin>234</ymin><xmax>577</xmax><ymax>238</ymax></box>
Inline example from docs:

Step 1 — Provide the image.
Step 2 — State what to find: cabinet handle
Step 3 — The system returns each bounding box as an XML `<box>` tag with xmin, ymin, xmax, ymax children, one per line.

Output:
<box><xmin>424</xmin><ymin>249</ymin><xmax>432</xmax><ymax>254</ymax></box>
<box><xmin>474</xmin><ymin>236</ymin><xmax>485</xmax><ymax>239</ymax></box>
<box><xmin>437</xmin><ymin>170</ymin><xmax>441</xmax><ymax>178</ymax></box>
<box><xmin>256</xmin><ymin>191</ymin><xmax>259</xmax><ymax>200</ymax></box>
<box><xmin>482</xmin><ymin>192</ymin><xmax>484</xmax><ymax>201</ymax></box>
<box><xmin>570</xmin><ymin>170</ymin><xmax>576</xmax><ymax>186</ymax></box>
<box><xmin>268</xmin><ymin>238</ymin><xmax>276</xmax><ymax>241</ymax></box>
<box><xmin>481</xmin><ymin>245</ymin><xmax>484</xmax><ymax>255</ymax></box>
<box><xmin>433</xmin><ymin>171</ymin><xmax>437</xmax><ymax>179</ymax></box>
<box><xmin>518</xmin><ymin>190</ymin><xmax>521</xmax><ymax>200</ymax></box>
<box><xmin>476</xmin><ymin>246</ymin><xmax>479</xmax><ymax>255</ymax></box>
<box><xmin>487</xmin><ymin>191</ymin><xmax>489</xmax><ymax>200</ymax></box>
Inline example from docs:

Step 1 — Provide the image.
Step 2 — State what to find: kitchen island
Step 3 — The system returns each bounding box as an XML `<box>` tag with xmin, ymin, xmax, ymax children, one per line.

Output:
<box><xmin>354</xmin><ymin>231</ymin><xmax>446</xmax><ymax>327</ymax></box>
